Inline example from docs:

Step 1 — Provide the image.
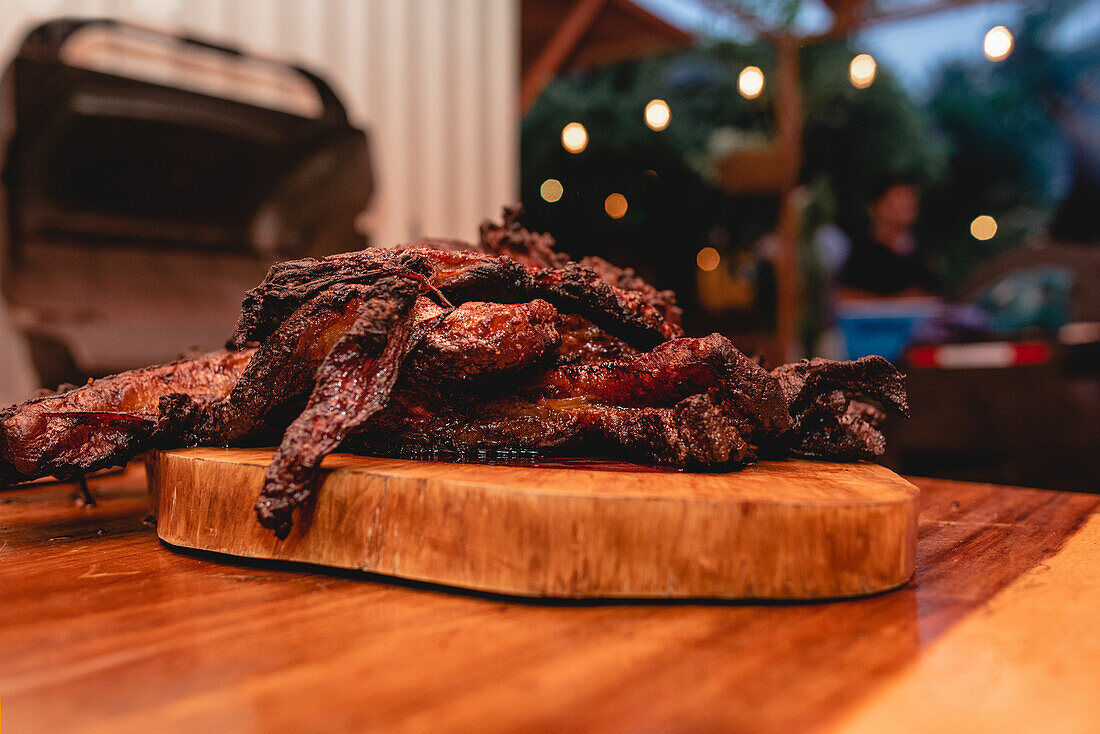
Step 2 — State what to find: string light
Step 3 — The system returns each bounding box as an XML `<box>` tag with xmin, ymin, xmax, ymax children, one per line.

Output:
<box><xmin>696</xmin><ymin>247</ymin><xmax>720</xmax><ymax>271</ymax></box>
<box><xmin>561</xmin><ymin>122</ymin><xmax>588</xmax><ymax>154</ymax></box>
<box><xmin>738</xmin><ymin>66</ymin><xmax>764</xmax><ymax>99</ymax></box>
<box><xmin>983</xmin><ymin>26</ymin><xmax>1013</xmax><ymax>61</ymax></box>
<box><xmin>540</xmin><ymin>178</ymin><xmax>563</xmax><ymax>203</ymax></box>
<box><xmin>604</xmin><ymin>193</ymin><xmax>628</xmax><ymax>219</ymax></box>
<box><xmin>849</xmin><ymin>54</ymin><xmax>876</xmax><ymax>89</ymax></box>
<box><xmin>644</xmin><ymin>99</ymin><xmax>671</xmax><ymax>131</ymax></box>
<box><xmin>970</xmin><ymin>215</ymin><xmax>997</xmax><ymax>240</ymax></box>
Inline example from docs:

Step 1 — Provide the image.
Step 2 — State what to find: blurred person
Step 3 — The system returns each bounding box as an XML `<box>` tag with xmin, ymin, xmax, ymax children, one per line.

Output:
<box><xmin>839</xmin><ymin>177</ymin><xmax>936</xmax><ymax>297</ymax></box>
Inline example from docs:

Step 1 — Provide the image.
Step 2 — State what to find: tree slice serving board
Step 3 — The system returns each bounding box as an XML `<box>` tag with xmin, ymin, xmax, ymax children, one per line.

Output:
<box><xmin>147</xmin><ymin>448</ymin><xmax>918</xmax><ymax>600</ymax></box>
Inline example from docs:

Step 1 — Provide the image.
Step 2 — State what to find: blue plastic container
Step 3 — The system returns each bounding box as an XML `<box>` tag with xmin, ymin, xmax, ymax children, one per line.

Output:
<box><xmin>835</xmin><ymin>299</ymin><xmax>941</xmax><ymax>361</ymax></box>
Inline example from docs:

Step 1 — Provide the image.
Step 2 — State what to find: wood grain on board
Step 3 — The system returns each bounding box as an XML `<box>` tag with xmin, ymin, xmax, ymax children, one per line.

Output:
<box><xmin>0</xmin><ymin>465</ymin><xmax>1096</xmax><ymax>734</ymax></box>
<box><xmin>148</xmin><ymin>448</ymin><xmax>919</xmax><ymax>599</ymax></box>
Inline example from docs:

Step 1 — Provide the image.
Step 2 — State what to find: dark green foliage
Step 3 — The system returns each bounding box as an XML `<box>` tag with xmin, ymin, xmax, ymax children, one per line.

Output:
<box><xmin>521</xmin><ymin>1</ymin><xmax>1091</xmax><ymax>325</ymax></box>
<box><xmin>919</xmin><ymin>0</ymin><xmax>1094</xmax><ymax>289</ymax></box>
<box><xmin>521</xmin><ymin>38</ymin><xmax>935</xmax><ymax>329</ymax></box>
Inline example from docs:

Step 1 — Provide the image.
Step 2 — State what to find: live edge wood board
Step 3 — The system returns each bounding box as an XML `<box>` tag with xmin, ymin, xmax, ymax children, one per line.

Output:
<box><xmin>147</xmin><ymin>447</ymin><xmax>919</xmax><ymax>599</ymax></box>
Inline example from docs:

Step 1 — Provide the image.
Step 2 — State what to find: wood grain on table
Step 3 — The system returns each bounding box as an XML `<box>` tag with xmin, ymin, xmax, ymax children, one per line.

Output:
<box><xmin>1</xmin><ymin>464</ymin><xmax>1098</xmax><ymax>734</ymax></box>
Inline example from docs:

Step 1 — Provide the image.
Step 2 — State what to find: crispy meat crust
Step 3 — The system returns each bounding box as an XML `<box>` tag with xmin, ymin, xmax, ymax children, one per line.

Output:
<box><xmin>771</xmin><ymin>356</ymin><xmax>909</xmax><ymax>460</ymax></box>
<box><xmin>234</xmin><ymin>248</ymin><xmax>436</xmax><ymax>346</ymax></box>
<box><xmin>173</xmin><ymin>284</ymin><xmax>390</xmax><ymax>447</ymax></box>
<box><xmin>254</xmin><ymin>276</ymin><xmax>424</xmax><ymax>537</ymax></box>
<box><xmin>234</xmin><ymin>246</ymin><xmax>676</xmax><ymax>351</ymax></box>
<box><xmin>416</xmin><ymin>247</ymin><xmax>679</xmax><ymax>344</ymax></box>
<box><xmin>554</xmin><ymin>313</ymin><xmax>637</xmax><ymax>365</ymax></box>
<box><xmin>354</xmin><ymin>334</ymin><xmax>782</xmax><ymax>468</ymax></box>
<box><xmin>0</xmin><ymin>204</ymin><xmax>909</xmax><ymax>541</ymax></box>
<box><xmin>0</xmin><ymin>350</ymin><xmax>251</xmax><ymax>482</ymax></box>
<box><xmin>406</xmin><ymin>299</ymin><xmax>560</xmax><ymax>382</ymax></box>
<box><xmin>577</xmin><ymin>255</ymin><xmax>682</xmax><ymax>331</ymax></box>
<box><xmin>354</xmin><ymin>390</ymin><xmax>748</xmax><ymax>467</ymax></box>
<box><xmin>529</xmin><ymin>334</ymin><xmax>789</xmax><ymax>439</ymax></box>
<box><xmin>474</xmin><ymin>205</ymin><xmax>682</xmax><ymax>330</ymax></box>
<box><xmin>477</xmin><ymin>204</ymin><xmax>568</xmax><ymax>269</ymax></box>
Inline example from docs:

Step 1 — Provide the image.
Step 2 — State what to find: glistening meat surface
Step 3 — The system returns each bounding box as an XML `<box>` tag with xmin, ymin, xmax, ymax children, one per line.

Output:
<box><xmin>255</xmin><ymin>276</ymin><xmax>423</xmax><ymax>538</ymax></box>
<box><xmin>354</xmin><ymin>390</ymin><xmax>749</xmax><ymax>467</ymax></box>
<box><xmin>0</xmin><ymin>349</ymin><xmax>252</xmax><ymax>483</ymax></box>
<box><xmin>0</xmin><ymin>204</ymin><xmax>909</xmax><ymax>539</ymax></box>
<box><xmin>404</xmin><ymin>300</ymin><xmax>561</xmax><ymax>382</ymax></box>
<box><xmin>527</xmin><ymin>334</ymin><xmax>789</xmax><ymax>439</ymax></box>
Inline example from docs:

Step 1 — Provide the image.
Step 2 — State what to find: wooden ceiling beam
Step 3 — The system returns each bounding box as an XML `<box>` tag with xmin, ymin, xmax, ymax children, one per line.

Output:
<box><xmin>520</xmin><ymin>0</ymin><xmax>607</xmax><ymax>115</ymax></box>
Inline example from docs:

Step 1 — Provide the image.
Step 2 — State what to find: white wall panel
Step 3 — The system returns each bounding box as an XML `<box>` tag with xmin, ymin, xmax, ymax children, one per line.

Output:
<box><xmin>484</xmin><ymin>0</ymin><xmax>519</xmax><ymax>224</ymax></box>
<box><xmin>0</xmin><ymin>0</ymin><xmax>519</xmax><ymax>245</ymax></box>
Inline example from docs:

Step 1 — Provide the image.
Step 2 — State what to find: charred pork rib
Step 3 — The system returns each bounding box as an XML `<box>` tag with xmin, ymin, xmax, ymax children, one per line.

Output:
<box><xmin>174</xmin><ymin>283</ymin><xmax>404</xmax><ymax>447</ymax></box>
<box><xmin>354</xmin><ymin>390</ymin><xmax>747</xmax><ymax>467</ymax></box>
<box><xmin>255</xmin><ymin>277</ymin><xmax>424</xmax><ymax>537</ymax></box>
<box><xmin>0</xmin><ymin>206</ymin><xmax>909</xmax><ymax>539</ymax></box>
<box><xmin>236</xmin><ymin>245</ymin><xmax>678</xmax><ymax>351</ymax></box>
<box><xmin>527</xmin><ymin>334</ymin><xmax>789</xmax><ymax>439</ymax></box>
<box><xmin>772</xmin><ymin>356</ymin><xmax>910</xmax><ymax>460</ymax></box>
<box><xmin>355</xmin><ymin>334</ymin><xmax>790</xmax><ymax>468</ymax></box>
<box><xmin>405</xmin><ymin>299</ymin><xmax>561</xmax><ymax>382</ymax></box>
<box><xmin>0</xmin><ymin>349</ymin><xmax>251</xmax><ymax>483</ymax></box>
<box><xmin>472</xmin><ymin>204</ymin><xmax>683</xmax><ymax>331</ymax></box>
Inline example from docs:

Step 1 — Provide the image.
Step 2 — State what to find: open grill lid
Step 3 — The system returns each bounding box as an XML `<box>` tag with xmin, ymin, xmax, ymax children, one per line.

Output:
<box><xmin>0</xmin><ymin>17</ymin><xmax>372</xmax><ymax>258</ymax></box>
<box><xmin>0</xmin><ymin>18</ymin><xmax>374</xmax><ymax>380</ymax></box>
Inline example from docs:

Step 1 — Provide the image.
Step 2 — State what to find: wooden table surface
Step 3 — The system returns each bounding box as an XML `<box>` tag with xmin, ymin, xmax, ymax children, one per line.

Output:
<box><xmin>2</xmin><ymin>464</ymin><xmax>1098</xmax><ymax>734</ymax></box>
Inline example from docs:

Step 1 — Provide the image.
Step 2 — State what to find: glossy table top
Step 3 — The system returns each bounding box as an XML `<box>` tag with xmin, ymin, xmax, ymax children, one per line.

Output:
<box><xmin>1</xmin><ymin>464</ymin><xmax>1097</xmax><ymax>734</ymax></box>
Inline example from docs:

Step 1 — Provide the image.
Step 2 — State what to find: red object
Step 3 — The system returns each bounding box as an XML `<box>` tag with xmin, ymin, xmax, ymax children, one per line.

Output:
<box><xmin>906</xmin><ymin>342</ymin><xmax>1052</xmax><ymax>369</ymax></box>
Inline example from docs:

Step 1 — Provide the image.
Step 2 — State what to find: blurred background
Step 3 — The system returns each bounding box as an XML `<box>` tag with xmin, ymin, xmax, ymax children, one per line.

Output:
<box><xmin>0</xmin><ymin>0</ymin><xmax>1096</xmax><ymax>490</ymax></box>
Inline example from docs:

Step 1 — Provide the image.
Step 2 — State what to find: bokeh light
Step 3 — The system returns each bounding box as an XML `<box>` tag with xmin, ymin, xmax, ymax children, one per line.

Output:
<box><xmin>604</xmin><ymin>193</ymin><xmax>628</xmax><ymax>219</ymax></box>
<box><xmin>561</xmin><ymin>122</ymin><xmax>588</xmax><ymax>154</ymax></box>
<box><xmin>984</xmin><ymin>26</ymin><xmax>1013</xmax><ymax>61</ymax></box>
<box><xmin>540</xmin><ymin>178</ymin><xmax>563</xmax><ymax>203</ymax></box>
<box><xmin>849</xmin><ymin>54</ymin><xmax>876</xmax><ymax>89</ymax></box>
<box><xmin>696</xmin><ymin>246</ymin><xmax>720</xmax><ymax>271</ymax></box>
<box><xmin>738</xmin><ymin>66</ymin><xmax>764</xmax><ymax>99</ymax></box>
<box><xmin>644</xmin><ymin>99</ymin><xmax>671</xmax><ymax>131</ymax></box>
<box><xmin>970</xmin><ymin>215</ymin><xmax>998</xmax><ymax>240</ymax></box>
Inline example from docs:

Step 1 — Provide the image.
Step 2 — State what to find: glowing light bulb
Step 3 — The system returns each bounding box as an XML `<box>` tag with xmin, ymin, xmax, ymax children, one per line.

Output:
<box><xmin>644</xmin><ymin>99</ymin><xmax>671</xmax><ymax>131</ymax></box>
<box><xmin>970</xmin><ymin>215</ymin><xmax>997</xmax><ymax>240</ymax></box>
<box><xmin>561</xmin><ymin>122</ymin><xmax>588</xmax><ymax>154</ymax></box>
<box><xmin>738</xmin><ymin>66</ymin><xmax>764</xmax><ymax>99</ymax></box>
<box><xmin>540</xmin><ymin>178</ymin><xmax>563</xmax><ymax>203</ymax></box>
<box><xmin>984</xmin><ymin>26</ymin><xmax>1013</xmax><ymax>61</ymax></box>
<box><xmin>696</xmin><ymin>247</ymin><xmax>720</xmax><ymax>271</ymax></box>
<box><xmin>604</xmin><ymin>193</ymin><xmax>628</xmax><ymax>219</ymax></box>
<box><xmin>849</xmin><ymin>54</ymin><xmax>876</xmax><ymax>89</ymax></box>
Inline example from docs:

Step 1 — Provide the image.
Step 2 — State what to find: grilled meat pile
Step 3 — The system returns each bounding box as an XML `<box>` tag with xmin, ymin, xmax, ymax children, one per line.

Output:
<box><xmin>1</xmin><ymin>206</ymin><xmax>908</xmax><ymax>538</ymax></box>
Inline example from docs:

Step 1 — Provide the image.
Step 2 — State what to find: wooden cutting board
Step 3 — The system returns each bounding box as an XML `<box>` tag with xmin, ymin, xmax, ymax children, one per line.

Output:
<box><xmin>147</xmin><ymin>448</ymin><xmax>918</xmax><ymax>600</ymax></box>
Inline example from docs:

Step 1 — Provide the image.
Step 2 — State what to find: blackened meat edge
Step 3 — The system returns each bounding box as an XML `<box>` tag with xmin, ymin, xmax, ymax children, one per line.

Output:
<box><xmin>254</xmin><ymin>277</ymin><xmax>423</xmax><ymax>538</ymax></box>
<box><xmin>235</xmin><ymin>246</ymin><xmax>677</xmax><ymax>353</ymax></box>
<box><xmin>0</xmin><ymin>350</ymin><xmax>252</xmax><ymax>484</ymax></box>
<box><xmin>0</xmin><ymin>204</ymin><xmax>909</xmax><ymax>543</ymax></box>
<box><xmin>771</xmin><ymin>356</ymin><xmax>910</xmax><ymax>460</ymax></box>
